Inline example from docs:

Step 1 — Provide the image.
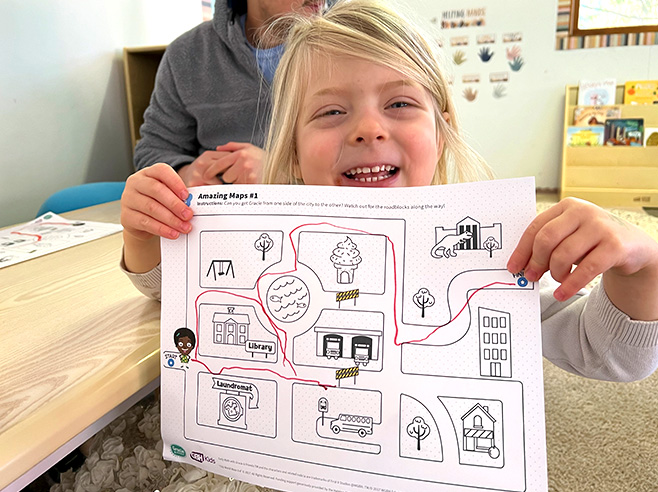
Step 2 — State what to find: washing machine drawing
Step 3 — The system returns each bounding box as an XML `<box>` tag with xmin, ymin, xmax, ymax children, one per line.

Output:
<box><xmin>218</xmin><ymin>393</ymin><xmax>248</xmax><ymax>430</ymax></box>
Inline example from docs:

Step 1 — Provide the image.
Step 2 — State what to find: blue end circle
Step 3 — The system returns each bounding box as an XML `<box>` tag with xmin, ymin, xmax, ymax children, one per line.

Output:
<box><xmin>517</xmin><ymin>277</ymin><xmax>528</xmax><ymax>287</ymax></box>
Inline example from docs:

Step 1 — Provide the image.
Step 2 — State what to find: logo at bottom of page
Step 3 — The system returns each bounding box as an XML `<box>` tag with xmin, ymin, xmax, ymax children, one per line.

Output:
<box><xmin>171</xmin><ymin>444</ymin><xmax>186</xmax><ymax>457</ymax></box>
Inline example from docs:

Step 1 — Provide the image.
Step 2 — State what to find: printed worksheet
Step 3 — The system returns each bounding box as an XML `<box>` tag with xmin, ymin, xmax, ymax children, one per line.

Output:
<box><xmin>0</xmin><ymin>212</ymin><xmax>122</xmax><ymax>268</ymax></box>
<box><xmin>160</xmin><ymin>177</ymin><xmax>548</xmax><ymax>492</ymax></box>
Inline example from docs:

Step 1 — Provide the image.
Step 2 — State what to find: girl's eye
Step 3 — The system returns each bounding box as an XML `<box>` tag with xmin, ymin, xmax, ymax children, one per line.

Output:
<box><xmin>321</xmin><ymin>109</ymin><xmax>344</xmax><ymax>117</ymax></box>
<box><xmin>389</xmin><ymin>101</ymin><xmax>410</xmax><ymax>109</ymax></box>
<box><xmin>178</xmin><ymin>342</ymin><xmax>183</xmax><ymax>347</ymax></box>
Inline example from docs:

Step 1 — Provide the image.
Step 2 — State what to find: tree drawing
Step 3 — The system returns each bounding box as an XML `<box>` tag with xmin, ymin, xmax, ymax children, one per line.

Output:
<box><xmin>413</xmin><ymin>288</ymin><xmax>435</xmax><ymax>318</ymax></box>
<box><xmin>407</xmin><ymin>416</ymin><xmax>431</xmax><ymax>451</ymax></box>
<box><xmin>483</xmin><ymin>236</ymin><xmax>501</xmax><ymax>258</ymax></box>
<box><xmin>254</xmin><ymin>233</ymin><xmax>273</xmax><ymax>261</ymax></box>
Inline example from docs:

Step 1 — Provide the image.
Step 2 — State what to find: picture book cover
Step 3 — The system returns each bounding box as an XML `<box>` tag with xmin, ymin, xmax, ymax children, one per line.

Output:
<box><xmin>604</xmin><ymin>118</ymin><xmax>644</xmax><ymax>146</ymax></box>
<box><xmin>577</xmin><ymin>79</ymin><xmax>617</xmax><ymax>106</ymax></box>
<box><xmin>644</xmin><ymin>127</ymin><xmax>658</xmax><ymax>147</ymax></box>
<box><xmin>624</xmin><ymin>80</ymin><xmax>658</xmax><ymax>105</ymax></box>
<box><xmin>566</xmin><ymin>126</ymin><xmax>604</xmax><ymax>147</ymax></box>
<box><xmin>572</xmin><ymin>105</ymin><xmax>622</xmax><ymax>126</ymax></box>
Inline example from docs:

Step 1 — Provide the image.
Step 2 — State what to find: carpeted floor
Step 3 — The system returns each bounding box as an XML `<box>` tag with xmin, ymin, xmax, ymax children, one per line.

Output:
<box><xmin>42</xmin><ymin>197</ymin><xmax>658</xmax><ymax>492</ymax></box>
<box><xmin>538</xmin><ymin>197</ymin><xmax>658</xmax><ymax>492</ymax></box>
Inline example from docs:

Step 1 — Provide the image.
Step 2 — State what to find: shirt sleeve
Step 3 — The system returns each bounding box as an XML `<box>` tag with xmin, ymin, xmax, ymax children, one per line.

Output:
<box><xmin>540</xmin><ymin>276</ymin><xmax>658</xmax><ymax>382</ymax></box>
<box><xmin>133</xmin><ymin>50</ymin><xmax>199</xmax><ymax>171</ymax></box>
<box><xmin>119</xmin><ymin>252</ymin><xmax>162</xmax><ymax>301</ymax></box>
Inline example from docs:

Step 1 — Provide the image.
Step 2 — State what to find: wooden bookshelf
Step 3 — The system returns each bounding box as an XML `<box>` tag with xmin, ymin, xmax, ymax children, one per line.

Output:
<box><xmin>123</xmin><ymin>46</ymin><xmax>167</xmax><ymax>151</ymax></box>
<box><xmin>560</xmin><ymin>84</ymin><xmax>658</xmax><ymax>207</ymax></box>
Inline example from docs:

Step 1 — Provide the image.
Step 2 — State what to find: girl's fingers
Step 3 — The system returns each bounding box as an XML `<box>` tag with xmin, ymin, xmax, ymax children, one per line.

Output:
<box><xmin>143</xmin><ymin>163</ymin><xmax>189</xmax><ymax>202</ymax></box>
<box><xmin>139</xmin><ymin>191</ymin><xmax>191</xmax><ymax>232</ymax></box>
<box><xmin>122</xmin><ymin>164</ymin><xmax>193</xmax><ymax>239</ymax></box>
<box><xmin>133</xmin><ymin>166</ymin><xmax>192</xmax><ymax>222</ymax></box>
<box><xmin>507</xmin><ymin>203</ymin><xmax>564</xmax><ymax>275</ymax></box>
<box><xmin>126</xmin><ymin>193</ymin><xmax>191</xmax><ymax>239</ymax></box>
<box><xmin>547</xmin><ymin>231</ymin><xmax>597</xmax><ymax>284</ymax></box>
<box><xmin>554</xmin><ymin>247</ymin><xmax>614</xmax><ymax>301</ymax></box>
<box><xmin>125</xmin><ymin>208</ymin><xmax>182</xmax><ymax>240</ymax></box>
<box><xmin>509</xmin><ymin>207</ymin><xmax>581</xmax><ymax>281</ymax></box>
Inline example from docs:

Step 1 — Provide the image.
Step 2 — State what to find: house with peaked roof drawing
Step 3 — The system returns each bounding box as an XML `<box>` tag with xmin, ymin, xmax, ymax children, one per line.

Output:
<box><xmin>461</xmin><ymin>403</ymin><xmax>496</xmax><ymax>454</ymax></box>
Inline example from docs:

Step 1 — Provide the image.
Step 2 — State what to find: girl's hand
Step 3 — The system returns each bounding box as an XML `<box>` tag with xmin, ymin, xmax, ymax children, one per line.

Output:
<box><xmin>507</xmin><ymin>198</ymin><xmax>658</xmax><ymax>318</ymax></box>
<box><xmin>121</xmin><ymin>163</ymin><xmax>192</xmax><ymax>242</ymax></box>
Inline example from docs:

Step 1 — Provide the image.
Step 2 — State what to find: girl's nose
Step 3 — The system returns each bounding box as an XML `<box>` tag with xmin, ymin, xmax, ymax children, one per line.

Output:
<box><xmin>351</xmin><ymin>111</ymin><xmax>387</xmax><ymax>144</ymax></box>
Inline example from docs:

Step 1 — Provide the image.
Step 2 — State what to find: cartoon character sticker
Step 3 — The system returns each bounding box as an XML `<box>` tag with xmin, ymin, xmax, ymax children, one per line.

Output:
<box><xmin>174</xmin><ymin>327</ymin><xmax>196</xmax><ymax>368</ymax></box>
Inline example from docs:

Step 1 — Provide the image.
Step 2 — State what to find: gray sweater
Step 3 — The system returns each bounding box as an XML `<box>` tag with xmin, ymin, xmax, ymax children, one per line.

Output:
<box><xmin>133</xmin><ymin>1</ymin><xmax>271</xmax><ymax>171</ymax></box>
<box><xmin>121</xmin><ymin>260</ymin><xmax>658</xmax><ymax>383</ymax></box>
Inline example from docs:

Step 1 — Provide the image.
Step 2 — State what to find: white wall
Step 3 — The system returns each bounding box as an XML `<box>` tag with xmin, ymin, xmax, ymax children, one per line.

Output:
<box><xmin>0</xmin><ymin>0</ymin><xmax>203</xmax><ymax>227</ymax></box>
<box><xmin>402</xmin><ymin>0</ymin><xmax>657</xmax><ymax>188</ymax></box>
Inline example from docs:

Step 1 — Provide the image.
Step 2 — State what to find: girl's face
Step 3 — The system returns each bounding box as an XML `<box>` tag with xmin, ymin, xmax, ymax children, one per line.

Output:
<box><xmin>295</xmin><ymin>55</ymin><xmax>443</xmax><ymax>187</ymax></box>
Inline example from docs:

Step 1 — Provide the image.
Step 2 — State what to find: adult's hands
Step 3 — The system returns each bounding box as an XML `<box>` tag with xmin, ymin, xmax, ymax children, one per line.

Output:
<box><xmin>177</xmin><ymin>142</ymin><xmax>265</xmax><ymax>187</ymax></box>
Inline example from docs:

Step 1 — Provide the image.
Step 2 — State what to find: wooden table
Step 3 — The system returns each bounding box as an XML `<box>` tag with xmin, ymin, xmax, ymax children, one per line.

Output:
<box><xmin>0</xmin><ymin>202</ymin><xmax>161</xmax><ymax>491</ymax></box>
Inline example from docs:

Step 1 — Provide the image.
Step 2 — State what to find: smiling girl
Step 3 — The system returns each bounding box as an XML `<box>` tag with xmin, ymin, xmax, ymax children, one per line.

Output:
<box><xmin>121</xmin><ymin>0</ymin><xmax>658</xmax><ymax>381</ymax></box>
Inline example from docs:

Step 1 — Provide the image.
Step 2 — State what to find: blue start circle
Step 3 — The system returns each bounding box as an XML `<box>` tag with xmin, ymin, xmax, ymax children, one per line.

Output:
<box><xmin>167</xmin><ymin>358</ymin><xmax>175</xmax><ymax>367</ymax></box>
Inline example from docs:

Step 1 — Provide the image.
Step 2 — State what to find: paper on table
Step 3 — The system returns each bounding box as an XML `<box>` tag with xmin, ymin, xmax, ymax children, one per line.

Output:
<box><xmin>160</xmin><ymin>177</ymin><xmax>547</xmax><ymax>492</ymax></box>
<box><xmin>0</xmin><ymin>212</ymin><xmax>122</xmax><ymax>268</ymax></box>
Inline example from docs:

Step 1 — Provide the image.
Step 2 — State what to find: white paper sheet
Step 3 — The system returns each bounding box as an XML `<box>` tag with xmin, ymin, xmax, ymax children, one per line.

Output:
<box><xmin>160</xmin><ymin>177</ymin><xmax>547</xmax><ymax>492</ymax></box>
<box><xmin>0</xmin><ymin>212</ymin><xmax>122</xmax><ymax>268</ymax></box>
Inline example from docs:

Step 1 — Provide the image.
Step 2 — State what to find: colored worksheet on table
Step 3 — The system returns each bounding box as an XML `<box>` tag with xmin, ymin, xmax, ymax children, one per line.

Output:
<box><xmin>160</xmin><ymin>177</ymin><xmax>546</xmax><ymax>492</ymax></box>
<box><xmin>0</xmin><ymin>213</ymin><xmax>122</xmax><ymax>268</ymax></box>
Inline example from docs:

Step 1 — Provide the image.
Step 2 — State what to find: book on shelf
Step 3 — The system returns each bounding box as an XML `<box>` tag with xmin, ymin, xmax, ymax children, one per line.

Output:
<box><xmin>624</xmin><ymin>80</ymin><xmax>658</xmax><ymax>105</ymax></box>
<box><xmin>572</xmin><ymin>105</ymin><xmax>622</xmax><ymax>126</ymax></box>
<box><xmin>566</xmin><ymin>126</ymin><xmax>604</xmax><ymax>147</ymax></box>
<box><xmin>604</xmin><ymin>118</ymin><xmax>644</xmax><ymax>146</ymax></box>
<box><xmin>645</xmin><ymin>127</ymin><xmax>658</xmax><ymax>147</ymax></box>
<box><xmin>577</xmin><ymin>78</ymin><xmax>617</xmax><ymax>106</ymax></box>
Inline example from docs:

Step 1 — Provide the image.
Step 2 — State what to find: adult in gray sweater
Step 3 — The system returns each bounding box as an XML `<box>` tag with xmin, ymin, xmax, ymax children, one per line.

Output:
<box><xmin>134</xmin><ymin>0</ymin><xmax>324</xmax><ymax>187</ymax></box>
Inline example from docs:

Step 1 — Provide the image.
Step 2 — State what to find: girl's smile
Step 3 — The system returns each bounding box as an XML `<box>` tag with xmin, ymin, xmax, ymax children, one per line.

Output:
<box><xmin>295</xmin><ymin>56</ymin><xmax>443</xmax><ymax>187</ymax></box>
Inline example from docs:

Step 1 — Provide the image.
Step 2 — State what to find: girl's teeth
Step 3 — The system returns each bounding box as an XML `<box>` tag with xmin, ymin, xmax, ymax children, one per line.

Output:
<box><xmin>345</xmin><ymin>165</ymin><xmax>397</xmax><ymax>180</ymax></box>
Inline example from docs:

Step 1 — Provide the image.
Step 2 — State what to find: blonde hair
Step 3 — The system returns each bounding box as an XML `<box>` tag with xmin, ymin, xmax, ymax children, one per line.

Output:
<box><xmin>263</xmin><ymin>0</ymin><xmax>493</xmax><ymax>185</ymax></box>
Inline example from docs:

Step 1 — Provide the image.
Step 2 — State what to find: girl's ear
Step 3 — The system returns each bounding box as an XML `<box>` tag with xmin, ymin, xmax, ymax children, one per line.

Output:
<box><xmin>442</xmin><ymin>111</ymin><xmax>451</xmax><ymax>125</ymax></box>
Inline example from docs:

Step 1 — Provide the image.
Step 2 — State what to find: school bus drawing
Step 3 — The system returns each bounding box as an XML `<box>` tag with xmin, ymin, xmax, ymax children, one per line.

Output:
<box><xmin>330</xmin><ymin>413</ymin><xmax>373</xmax><ymax>438</ymax></box>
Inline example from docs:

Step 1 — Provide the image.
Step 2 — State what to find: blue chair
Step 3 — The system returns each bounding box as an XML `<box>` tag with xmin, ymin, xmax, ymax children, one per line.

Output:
<box><xmin>37</xmin><ymin>181</ymin><xmax>126</xmax><ymax>217</ymax></box>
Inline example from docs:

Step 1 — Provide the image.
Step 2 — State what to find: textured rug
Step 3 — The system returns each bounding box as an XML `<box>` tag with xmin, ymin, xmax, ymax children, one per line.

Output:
<box><xmin>45</xmin><ymin>199</ymin><xmax>658</xmax><ymax>492</ymax></box>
